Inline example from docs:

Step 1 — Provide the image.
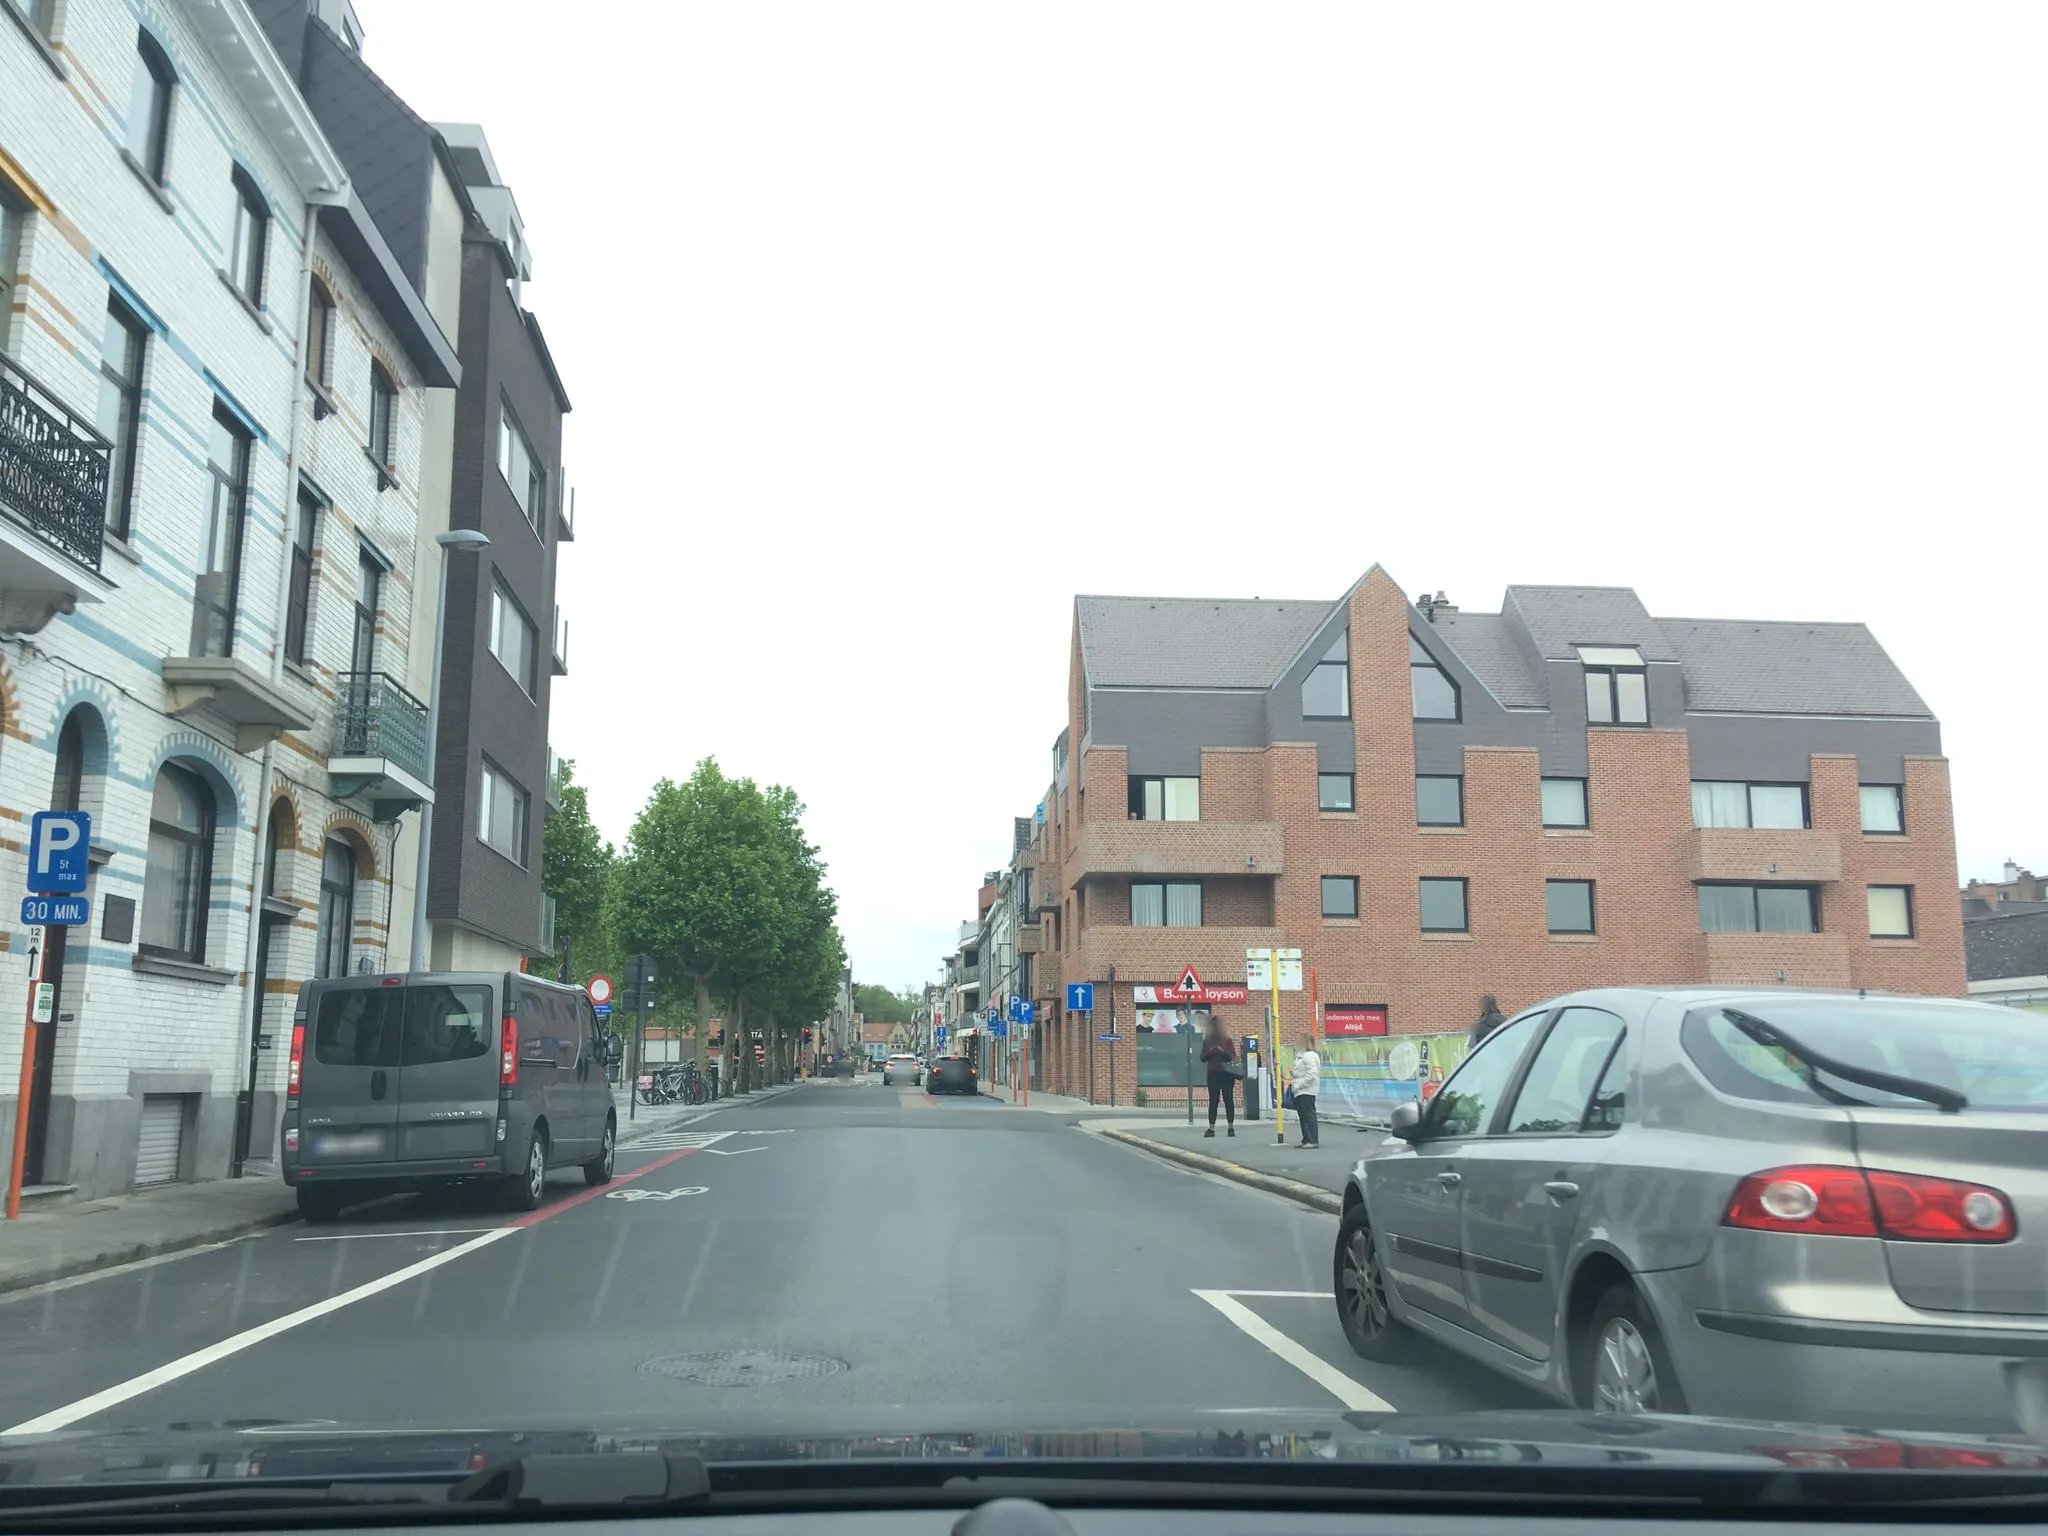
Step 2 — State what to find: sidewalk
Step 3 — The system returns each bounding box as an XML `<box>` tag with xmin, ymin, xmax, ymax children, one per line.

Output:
<box><xmin>1082</xmin><ymin>1114</ymin><xmax>1385</xmax><ymax>1214</ymax></box>
<box><xmin>0</xmin><ymin>1080</ymin><xmax>809</xmax><ymax>1296</ymax></box>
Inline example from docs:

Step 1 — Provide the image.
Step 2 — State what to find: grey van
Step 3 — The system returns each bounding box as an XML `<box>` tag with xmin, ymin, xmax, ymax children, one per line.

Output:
<box><xmin>281</xmin><ymin>971</ymin><xmax>621</xmax><ymax>1222</ymax></box>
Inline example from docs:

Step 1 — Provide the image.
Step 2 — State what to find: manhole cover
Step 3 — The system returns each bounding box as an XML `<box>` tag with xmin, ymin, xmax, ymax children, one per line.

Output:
<box><xmin>638</xmin><ymin>1350</ymin><xmax>848</xmax><ymax>1387</ymax></box>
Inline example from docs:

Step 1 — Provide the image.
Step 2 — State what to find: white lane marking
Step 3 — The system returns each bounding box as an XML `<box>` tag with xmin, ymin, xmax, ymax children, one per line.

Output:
<box><xmin>291</xmin><ymin>1229</ymin><xmax>496</xmax><ymax>1242</ymax></box>
<box><xmin>622</xmin><ymin>1129</ymin><xmax>734</xmax><ymax>1152</ymax></box>
<box><xmin>1192</xmin><ymin>1288</ymin><xmax>1394</xmax><ymax>1413</ymax></box>
<box><xmin>0</xmin><ymin>1237</ymin><xmax>253</xmax><ymax>1309</ymax></box>
<box><xmin>700</xmin><ymin>1147</ymin><xmax>760</xmax><ymax>1157</ymax></box>
<box><xmin>1223</xmin><ymin>1290</ymin><xmax>1328</xmax><ymax>1299</ymax></box>
<box><xmin>4</xmin><ymin>1227</ymin><xmax>517</xmax><ymax>1435</ymax></box>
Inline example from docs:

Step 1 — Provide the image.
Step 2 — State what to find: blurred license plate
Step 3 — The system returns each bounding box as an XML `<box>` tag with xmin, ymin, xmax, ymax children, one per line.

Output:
<box><xmin>311</xmin><ymin>1131</ymin><xmax>381</xmax><ymax>1157</ymax></box>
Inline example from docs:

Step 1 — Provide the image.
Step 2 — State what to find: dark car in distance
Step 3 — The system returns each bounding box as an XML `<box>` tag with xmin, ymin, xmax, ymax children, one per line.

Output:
<box><xmin>927</xmin><ymin>1056</ymin><xmax>979</xmax><ymax>1095</ymax></box>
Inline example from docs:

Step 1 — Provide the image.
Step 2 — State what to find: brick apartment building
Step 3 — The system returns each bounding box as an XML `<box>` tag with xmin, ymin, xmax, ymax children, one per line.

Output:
<box><xmin>1026</xmin><ymin>566</ymin><xmax>1965</xmax><ymax>1104</ymax></box>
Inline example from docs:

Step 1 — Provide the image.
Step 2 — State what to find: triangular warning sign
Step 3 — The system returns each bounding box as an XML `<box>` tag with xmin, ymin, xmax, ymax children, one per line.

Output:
<box><xmin>1174</xmin><ymin>965</ymin><xmax>1204</xmax><ymax>996</ymax></box>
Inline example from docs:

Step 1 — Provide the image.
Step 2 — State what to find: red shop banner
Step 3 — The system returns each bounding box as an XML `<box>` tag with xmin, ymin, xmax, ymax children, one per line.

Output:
<box><xmin>1324</xmin><ymin>1005</ymin><xmax>1389</xmax><ymax>1038</ymax></box>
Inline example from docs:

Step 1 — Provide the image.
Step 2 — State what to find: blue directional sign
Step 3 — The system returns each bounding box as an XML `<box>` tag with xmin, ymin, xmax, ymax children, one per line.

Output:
<box><xmin>989</xmin><ymin>1017</ymin><xmax>1007</xmax><ymax>1039</ymax></box>
<box><xmin>1066</xmin><ymin>982</ymin><xmax>1094</xmax><ymax>1012</ymax></box>
<box><xmin>934</xmin><ymin>1025</ymin><xmax>947</xmax><ymax>1045</ymax></box>
<box><xmin>27</xmin><ymin>811</ymin><xmax>91</xmax><ymax>895</ymax></box>
<box><xmin>20</xmin><ymin>894</ymin><xmax>88</xmax><ymax>926</ymax></box>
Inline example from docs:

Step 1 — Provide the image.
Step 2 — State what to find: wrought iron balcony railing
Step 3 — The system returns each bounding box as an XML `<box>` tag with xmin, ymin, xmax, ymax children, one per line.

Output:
<box><xmin>334</xmin><ymin>672</ymin><xmax>431</xmax><ymax>782</ymax></box>
<box><xmin>0</xmin><ymin>352</ymin><xmax>109</xmax><ymax>571</ymax></box>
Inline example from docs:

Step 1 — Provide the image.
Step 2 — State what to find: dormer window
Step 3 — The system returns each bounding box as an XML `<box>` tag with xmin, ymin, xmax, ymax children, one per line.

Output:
<box><xmin>1410</xmin><ymin>635</ymin><xmax>1458</xmax><ymax>720</ymax></box>
<box><xmin>1302</xmin><ymin>632</ymin><xmax>1349</xmax><ymax>719</ymax></box>
<box><xmin>1577</xmin><ymin>645</ymin><xmax>1647</xmax><ymax>725</ymax></box>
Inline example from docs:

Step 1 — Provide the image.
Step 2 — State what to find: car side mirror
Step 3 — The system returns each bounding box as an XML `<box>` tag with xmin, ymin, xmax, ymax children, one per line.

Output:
<box><xmin>1389</xmin><ymin>1099</ymin><xmax>1425</xmax><ymax>1142</ymax></box>
<box><xmin>604</xmin><ymin>1036</ymin><xmax>622</xmax><ymax>1066</ymax></box>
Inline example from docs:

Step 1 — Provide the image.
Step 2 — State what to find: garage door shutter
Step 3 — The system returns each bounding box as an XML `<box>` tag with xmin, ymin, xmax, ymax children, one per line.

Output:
<box><xmin>135</xmin><ymin>1095</ymin><xmax>184</xmax><ymax>1186</ymax></box>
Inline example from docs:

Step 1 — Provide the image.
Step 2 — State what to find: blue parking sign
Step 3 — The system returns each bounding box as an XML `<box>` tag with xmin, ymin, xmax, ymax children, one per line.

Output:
<box><xmin>1019</xmin><ymin>1000</ymin><xmax>1034</xmax><ymax>1026</ymax></box>
<box><xmin>27</xmin><ymin>810</ymin><xmax>90</xmax><ymax>894</ymax></box>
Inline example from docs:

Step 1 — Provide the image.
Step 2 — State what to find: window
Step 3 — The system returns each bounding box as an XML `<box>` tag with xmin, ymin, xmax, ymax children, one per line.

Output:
<box><xmin>314</xmin><ymin>838</ymin><xmax>356</xmax><ymax>978</ymax></box>
<box><xmin>227</xmin><ymin>168</ymin><xmax>266</xmax><ymax>305</ymax></box>
<box><xmin>125</xmin><ymin>32</ymin><xmax>175</xmax><ymax>183</ymax></box>
<box><xmin>1301</xmin><ymin>632</ymin><xmax>1349</xmax><ymax>718</ymax></box>
<box><xmin>1317</xmin><ymin>772</ymin><xmax>1354</xmax><ymax>812</ymax></box>
<box><xmin>1410</xmin><ymin>634</ymin><xmax>1458</xmax><ymax>719</ymax></box>
<box><xmin>1860</xmin><ymin>784</ymin><xmax>1904</xmax><ymax>834</ymax></box>
<box><xmin>0</xmin><ymin>190</ymin><xmax>24</xmax><ymax>356</ymax></box>
<box><xmin>286</xmin><ymin>489</ymin><xmax>318</xmax><ymax>664</ymax></box>
<box><xmin>264</xmin><ymin>799</ymin><xmax>292</xmax><ymax>898</ymax></box>
<box><xmin>1577</xmin><ymin>645</ymin><xmax>1648</xmax><ymax>725</ymax></box>
<box><xmin>1419</xmin><ymin>876</ymin><xmax>1468</xmax><ymax>932</ymax></box>
<box><xmin>96</xmin><ymin>299</ymin><xmax>147</xmax><ymax>538</ymax></box>
<box><xmin>488</xmin><ymin>578</ymin><xmax>538</xmax><ymax>694</ymax></box>
<box><xmin>351</xmin><ymin>548</ymin><xmax>381</xmax><ymax>675</ymax></box>
<box><xmin>1546</xmin><ymin>878</ymin><xmax>1595</xmax><ymax>934</ymax></box>
<box><xmin>305</xmin><ymin>280</ymin><xmax>334</xmax><ymax>388</ymax></box>
<box><xmin>1584</xmin><ymin>1038</ymin><xmax>1629</xmax><ymax>1131</ymax></box>
<box><xmin>368</xmin><ymin>364</ymin><xmax>396</xmax><ymax>469</ymax></box>
<box><xmin>1131</xmin><ymin>880</ymin><xmax>1201</xmax><ymax>927</ymax></box>
<box><xmin>400</xmin><ymin>984</ymin><xmax>493</xmax><ymax>1066</ymax></box>
<box><xmin>497</xmin><ymin>403</ymin><xmax>543</xmax><ymax>526</ymax></box>
<box><xmin>52</xmin><ymin>712</ymin><xmax>84</xmax><ymax>813</ymax></box>
<box><xmin>191</xmin><ymin>406</ymin><xmax>250</xmax><ymax>657</ymax></box>
<box><xmin>1540</xmin><ymin>776</ymin><xmax>1587</xmax><ymax>828</ymax></box>
<box><xmin>1505</xmin><ymin>1007</ymin><xmax>1625</xmax><ymax>1134</ymax></box>
<box><xmin>141</xmin><ymin>764</ymin><xmax>212</xmax><ymax>960</ymax></box>
<box><xmin>479</xmin><ymin>761</ymin><xmax>529</xmax><ymax>863</ymax></box>
<box><xmin>313</xmin><ymin>988</ymin><xmax>399</xmax><ymax>1067</ymax></box>
<box><xmin>15</xmin><ymin>0</ymin><xmax>51</xmax><ymax>36</ymax></box>
<box><xmin>1697</xmin><ymin>883</ymin><xmax>1817</xmax><ymax>934</ymax></box>
<box><xmin>1868</xmin><ymin>885</ymin><xmax>1914</xmax><ymax>938</ymax></box>
<box><xmin>1416</xmin><ymin>775</ymin><xmax>1463</xmax><ymax>826</ymax></box>
<box><xmin>1127</xmin><ymin>775</ymin><xmax>1199</xmax><ymax>821</ymax></box>
<box><xmin>1424</xmin><ymin>1012</ymin><xmax>1540</xmax><ymax>1138</ymax></box>
<box><xmin>1691</xmin><ymin>781</ymin><xmax>1809</xmax><ymax>830</ymax></box>
<box><xmin>1321</xmin><ymin>875</ymin><xmax>1358</xmax><ymax>919</ymax></box>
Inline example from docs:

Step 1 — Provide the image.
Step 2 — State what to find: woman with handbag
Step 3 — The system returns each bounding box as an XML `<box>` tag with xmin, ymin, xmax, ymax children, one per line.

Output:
<box><xmin>1200</xmin><ymin>1018</ymin><xmax>1239</xmax><ymax>1137</ymax></box>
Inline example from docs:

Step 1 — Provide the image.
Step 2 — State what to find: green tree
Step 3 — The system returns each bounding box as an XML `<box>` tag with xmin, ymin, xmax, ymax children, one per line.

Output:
<box><xmin>614</xmin><ymin>759</ymin><xmax>785</xmax><ymax>1084</ymax></box>
<box><xmin>539</xmin><ymin>759</ymin><xmax>616</xmax><ymax>983</ymax></box>
<box><xmin>852</xmin><ymin>983</ymin><xmax>912</xmax><ymax>1025</ymax></box>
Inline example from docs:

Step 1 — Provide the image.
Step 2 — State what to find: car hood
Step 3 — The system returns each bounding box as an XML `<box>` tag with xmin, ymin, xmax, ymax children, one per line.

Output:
<box><xmin>2</xmin><ymin>1411</ymin><xmax>2042</xmax><ymax>1485</ymax></box>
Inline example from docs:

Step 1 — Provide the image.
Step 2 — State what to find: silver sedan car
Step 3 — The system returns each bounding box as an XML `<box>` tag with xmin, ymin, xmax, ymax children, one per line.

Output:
<box><xmin>881</xmin><ymin>1053</ymin><xmax>923</xmax><ymax>1087</ymax></box>
<box><xmin>1334</xmin><ymin>986</ymin><xmax>2048</xmax><ymax>1433</ymax></box>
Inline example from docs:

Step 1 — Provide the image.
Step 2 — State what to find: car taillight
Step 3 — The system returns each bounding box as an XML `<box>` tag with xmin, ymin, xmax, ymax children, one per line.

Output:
<box><xmin>286</xmin><ymin>1024</ymin><xmax>306</xmax><ymax>1098</ymax></box>
<box><xmin>500</xmin><ymin>1015</ymin><xmax>518</xmax><ymax>1087</ymax></box>
<box><xmin>1725</xmin><ymin>1165</ymin><xmax>2014</xmax><ymax>1243</ymax></box>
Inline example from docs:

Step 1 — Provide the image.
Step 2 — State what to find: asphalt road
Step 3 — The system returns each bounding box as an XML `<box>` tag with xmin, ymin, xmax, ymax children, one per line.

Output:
<box><xmin>0</xmin><ymin>1080</ymin><xmax>1541</xmax><ymax>1439</ymax></box>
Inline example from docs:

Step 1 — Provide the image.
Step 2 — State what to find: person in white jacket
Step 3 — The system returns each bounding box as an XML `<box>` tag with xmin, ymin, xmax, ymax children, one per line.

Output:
<box><xmin>1289</xmin><ymin>1045</ymin><xmax>1322</xmax><ymax>1148</ymax></box>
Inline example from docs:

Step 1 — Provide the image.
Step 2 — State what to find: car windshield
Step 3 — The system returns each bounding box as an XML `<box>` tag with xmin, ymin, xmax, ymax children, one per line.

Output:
<box><xmin>7</xmin><ymin>0</ymin><xmax>2048</xmax><ymax>1502</ymax></box>
<box><xmin>1686</xmin><ymin>1000</ymin><xmax>2048</xmax><ymax>1111</ymax></box>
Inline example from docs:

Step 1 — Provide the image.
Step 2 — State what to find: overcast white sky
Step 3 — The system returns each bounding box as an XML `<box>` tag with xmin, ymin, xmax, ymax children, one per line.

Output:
<box><xmin>355</xmin><ymin>1</ymin><xmax>2045</xmax><ymax>992</ymax></box>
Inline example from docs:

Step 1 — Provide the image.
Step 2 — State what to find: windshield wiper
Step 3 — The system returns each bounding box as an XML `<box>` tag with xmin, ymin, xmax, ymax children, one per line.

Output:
<box><xmin>1722</xmin><ymin>1008</ymin><xmax>1968</xmax><ymax>1113</ymax></box>
<box><xmin>0</xmin><ymin>1451</ymin><xmax>710</xmax><ymax>1530</ymax></box>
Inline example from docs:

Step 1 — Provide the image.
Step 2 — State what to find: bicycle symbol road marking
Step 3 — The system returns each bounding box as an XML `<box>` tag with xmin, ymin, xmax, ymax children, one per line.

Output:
<box><xmin>605</xmin><ymin>1186</ymin><xmax>709</xmax><ymax>1202</ymax></box>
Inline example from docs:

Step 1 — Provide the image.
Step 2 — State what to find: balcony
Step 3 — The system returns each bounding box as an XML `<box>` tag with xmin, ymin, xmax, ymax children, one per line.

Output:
<box><xmin>1068</xmin><ymin>819</ymin><xmax>1285</xmax><ymax>885</ymax></box>
<box><xmin>1702</xmin><ymin>931</ymin><xmax>1851</xmax><ymax>988</ymax></box>
<box><xmin>0</xmin><ymin>352</ymin><xmax>116</xmax><ymax>632</ymax></box>
<box><xmin>551</xmin><ymin>605</ymin><xmax>568</xmax><ymax>675</ymax></box>
<box><xmin>327</xmin><ymin>672</ymin><xmax>435</xmax><ymax>820</ymax></box>
<box><xmin>545</xmin><ymin>745</ymin><xmax>565</xmax><ymax>811</ymax></box>
<box><xmin>1689</xmin><ymin>827</ymin><xmax>1842</xmax><ymax>886</ymax></box>
<box><xmin>162</xmin><ymin>654</ymin><xmax>313</xmax><ymax>750</ymax></box>
<box><xmin>1077</xmin><ymin>925</ymin><xmax>1286</xmax><ymax>989</ymax></box>
<box><xmin>1016</xmin><ymin>924</ymin><xmax>1044</xmax><ymax>955</ymax></box>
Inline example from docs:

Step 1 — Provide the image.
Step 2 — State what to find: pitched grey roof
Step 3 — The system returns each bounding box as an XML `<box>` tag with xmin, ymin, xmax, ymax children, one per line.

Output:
<box><xmin>1429</xmin><ymin>611</ymin><xmax>1547</xmax><ymax>707</ymax></box>
<box><xmin>1966</xmin><ymin>908</ymin><xmax>2048</xmax><ymax>982</ymax></box>
<box><xmin>1076</xmin><ymin>595</ymin><xmax>1336</xmax><ymax>688</ymax></box>
<box><xmin>1504</xmin><ymin>586</ymin><xmax>1679</xmax><ymax>661</ymax></box>
<box><xmin>1656</xmin><ymin>618</ymin><xmax>1932</xmax><ymax>718</ymax></box>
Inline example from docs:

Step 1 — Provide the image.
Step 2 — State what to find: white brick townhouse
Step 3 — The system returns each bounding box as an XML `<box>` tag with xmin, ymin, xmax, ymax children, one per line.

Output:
<box><xmin>0</xmin><ymin>0</ymin><xmax>458</xmax><ymax>1196</ymax></box>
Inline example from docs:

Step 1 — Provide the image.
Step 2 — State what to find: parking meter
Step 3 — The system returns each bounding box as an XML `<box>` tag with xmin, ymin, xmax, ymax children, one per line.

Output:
<box><xmin>1242</xmin><ymin>1036</ymin><xmax>1261</xmax><ymax>1121</ymax></box>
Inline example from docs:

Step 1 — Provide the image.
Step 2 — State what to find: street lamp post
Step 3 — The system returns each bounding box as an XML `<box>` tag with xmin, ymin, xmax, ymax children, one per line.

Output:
<box><xmin>410</xmin><ymin>528</ymin><xmax>491</xmax><ymax>972</ymax></box>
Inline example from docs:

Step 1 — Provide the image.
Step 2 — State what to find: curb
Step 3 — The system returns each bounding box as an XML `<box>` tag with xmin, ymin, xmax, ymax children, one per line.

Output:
<box><xmin>1095</xmin><ymin>1127</ymin><xmax>1344</xmax><ymax>1215</ymax></box>
<box><xmin>0</xmin><ymin>1208</ymin><xmax>301</xmax><ymax>1298</ymax></box>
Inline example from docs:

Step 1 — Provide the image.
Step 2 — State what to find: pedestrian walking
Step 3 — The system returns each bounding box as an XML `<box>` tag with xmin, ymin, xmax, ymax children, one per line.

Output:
<box><xmin>1199</xmin><ymin>1018</ymin><xmax>1238</xmax><ymax>1137</ymax></box>
<box><xmin>1290</xmin><ymin>1043</ymin><xmax>1321</xmax><ymax>1148</ymax></box>
<box><xmin>1468</xmin><ymin>993</ymin><xmax>1507</xmax><ymax>1049</ymax></box>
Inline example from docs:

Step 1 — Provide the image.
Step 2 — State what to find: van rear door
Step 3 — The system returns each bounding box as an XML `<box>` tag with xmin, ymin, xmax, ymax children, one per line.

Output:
<box><xmin>299</xmin><ymin>981</ymin><xmax>402</xmax><ymax>1165</ymax></box>
<box><xmin>394</xmin><ymin>979</ymin><xmax>500</xmax><ymax>1162</ymax></box>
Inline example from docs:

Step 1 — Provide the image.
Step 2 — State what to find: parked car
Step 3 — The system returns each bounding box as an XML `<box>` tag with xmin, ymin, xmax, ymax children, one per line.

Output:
<box><xmin>1332</xmin><ymin>987</ymin><xmax>2048</xmax><ymax>1432</ymax></box>
<box><xmin>927</xmin><ymin>1056</ymin><xmax>980</xmax><ymax>1095</ymax></box>
<box><xmin>882</xmin><ymin>1052</ymin><xmax>923</xmax><ymax>1086</ymax></box>
<box><xmin>282</xmin><ymin>971</ymin><xmax>621</xmax><ymax>1223</ymax></box>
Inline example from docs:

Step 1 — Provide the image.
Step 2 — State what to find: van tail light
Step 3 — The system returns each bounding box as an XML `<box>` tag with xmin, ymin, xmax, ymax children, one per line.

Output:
<box><xmin>1725</xmin><ymin>1165</ymin><xmax>2014</xmax><ymax>1243</ymax></box>
<box><xmin>500</xmin><ymin>1016</ymin><xmax>518</xmax><ymax>1087</ymax></box>
<box><xmin>286</xmin><ymin>1025</ymin><xmax>306</xmax><ymax>1099</ymax></box>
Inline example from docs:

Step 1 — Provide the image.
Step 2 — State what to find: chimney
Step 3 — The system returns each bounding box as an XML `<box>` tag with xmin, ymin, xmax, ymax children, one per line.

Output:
<box><xmin>1420</xmin><ymin>591</ymin><xmax>1456</xmax><ymax>624</ymax></box>
<box><xmin>2006</xmin><ymin>860</ymin><xmax>2024</xmax><ymax>884</ymax></box>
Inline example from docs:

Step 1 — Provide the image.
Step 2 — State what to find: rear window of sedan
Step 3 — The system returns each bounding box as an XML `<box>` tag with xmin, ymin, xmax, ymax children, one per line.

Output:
<box><xmin>1682</xmin><ymin>998</ymin><xmax>2048</xmax><ymax>1111</ymax></box>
